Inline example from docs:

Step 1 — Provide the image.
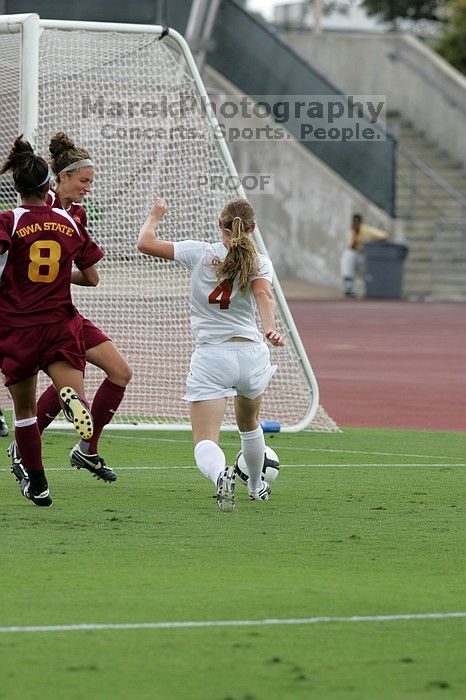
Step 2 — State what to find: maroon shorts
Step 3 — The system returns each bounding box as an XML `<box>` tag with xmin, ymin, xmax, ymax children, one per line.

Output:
<box><xmin>0</xmin><ymin>314</ymin><xmax>86</xmax><ymax>386</ymax></box>
<box><xmin>81</xmin><ymin>316</ymin><xmax>110</xmax><ymax>351</ymax></box>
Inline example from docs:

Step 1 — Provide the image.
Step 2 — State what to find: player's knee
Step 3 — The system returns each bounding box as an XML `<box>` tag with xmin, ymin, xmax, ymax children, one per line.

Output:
<box><xmin>122</xmin><ymin>362</ymin><xmax>133</xmax><ymax>385</ymax></box>
<box><xmin>109</xmin><ymin>361</ymin><xmax>133</xmax><ymax>386</ymax></box>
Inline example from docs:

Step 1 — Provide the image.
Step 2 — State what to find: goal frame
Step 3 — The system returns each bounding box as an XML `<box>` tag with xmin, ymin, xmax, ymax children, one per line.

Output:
<box><xmin>0</xmin><ymin>13</ymin><xmax>321</xmax><ymax>432</ymax></box>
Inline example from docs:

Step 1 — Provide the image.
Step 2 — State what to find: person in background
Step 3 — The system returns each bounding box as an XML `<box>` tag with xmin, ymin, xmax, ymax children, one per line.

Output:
<box><xmin>341</xmin><ymin>213</ymin><xmax>389</xmax><ymax>298</ymax></box>
<box><xmin>8</xmin><ymin>132</ymin><xmax>132</xmax><ymax>484</ymax></box>
<box><xmin>0</xmin><ymin>136</ymin><xmax>100</xmax><ymax>506</ymax></box>
<box><xmin>0</xmin><ymin>407</ymin><xmax>9</xmax><ymax>437</ymax></box>
<box><xmin>137</xmin><ymin>195</ymin><xmax>284</xmax><ymax>511</ymax></box>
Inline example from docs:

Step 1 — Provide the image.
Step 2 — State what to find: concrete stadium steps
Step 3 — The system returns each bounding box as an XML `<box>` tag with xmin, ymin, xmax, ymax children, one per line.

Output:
<box><xmin>390</xmin><ymin>118</ymin><xmax>466</xmax><ymax>299</ymax></box>
<box><xmin>396</xmin><ymin>200</ymin><xmax>465</xmax><ymax>218</ymax></box>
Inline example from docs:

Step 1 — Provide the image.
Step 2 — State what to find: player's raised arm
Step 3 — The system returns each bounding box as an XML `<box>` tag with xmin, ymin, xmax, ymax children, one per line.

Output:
<box><xmin>136</xmin><ymin>194</ymin><xmax>174</xmax><ymax>259</ymax></box>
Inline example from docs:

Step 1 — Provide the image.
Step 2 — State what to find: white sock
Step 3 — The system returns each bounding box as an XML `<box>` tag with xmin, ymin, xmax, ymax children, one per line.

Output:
<box><xmin>194</xmin><ymin>440</ymin><xmax>226</xmax><ymax>485</ymax></box>
<box><xmin>240</xmin><ymin>426</ymin><xmax>265</xmax><ymax>492</ymax></box>
<box><xmin>15</xmin><ymin>417</ymin><xmax>37</xmax><ymax>428</ymax></box>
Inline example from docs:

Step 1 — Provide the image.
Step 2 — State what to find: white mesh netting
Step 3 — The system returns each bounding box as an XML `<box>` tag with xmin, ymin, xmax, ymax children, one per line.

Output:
<box><xmin>0</xmin><ymin>31</ymin><xmax>21</xmax><ymax>416</ymax></box>
<box><xmin>0</xmin><ymin>24</ymin><xmax>338</xmax><ymax>431</ymax></box>
<box><xmin>0</xmin><ymin>33</ymin><xmax>20</xmax><ymax>210</ymax></box>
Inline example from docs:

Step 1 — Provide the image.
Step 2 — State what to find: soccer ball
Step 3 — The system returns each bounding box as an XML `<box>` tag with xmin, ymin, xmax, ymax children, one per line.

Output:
<box><xmin>234</xmin><ymin>445</ymin><xmax>279</xmax><ymax>487</ymax></box>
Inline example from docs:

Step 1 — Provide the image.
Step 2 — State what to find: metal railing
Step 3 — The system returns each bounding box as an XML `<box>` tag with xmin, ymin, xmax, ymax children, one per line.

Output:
<box><xmin>388</xmin><ymin>47</ymin><xmax>466</xmax><ymax>117</ymax></box>
<box><xmin>396</xmin><ymin>144</ymin><xmax>466</xmax><ymax>220</ymax></box>
<box><xmin>431</xmin><ymin>219</ymin><xmax>466</xmax><ymax>297</ymax></box>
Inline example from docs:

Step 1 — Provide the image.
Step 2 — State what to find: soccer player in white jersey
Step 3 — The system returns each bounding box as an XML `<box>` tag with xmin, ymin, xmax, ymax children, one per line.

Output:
<box><xmin>137</xmin><ymin>195</ymin><xmax>284</xmax><ymax>511</ymax></box>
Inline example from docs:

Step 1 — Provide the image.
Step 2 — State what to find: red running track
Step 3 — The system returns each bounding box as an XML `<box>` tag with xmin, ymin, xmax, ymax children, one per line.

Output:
<box><xmin>288</xmin><ymin>300</ymin><xmax>466</xmax><ymax>432</ymax></box>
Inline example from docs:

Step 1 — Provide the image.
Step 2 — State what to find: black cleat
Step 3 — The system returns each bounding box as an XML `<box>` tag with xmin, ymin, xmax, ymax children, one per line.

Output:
<box><xmin>60</xmin><ymin>387</ymin><xmax>93</xmax><ymax>440</ymax></box>
<box><xmin>70</xmin><ymin>445</ymin><xmax>117</xmax><ymax>482</ymax></box>
<box><xmin>8</xmin><ymin>441</ymin><xmax>28</xmax><ymax>483</ymax></box>
<box><xmin>21</xmin><ymin>477</ymin><xmax>52</xmax><ymax>507</ymax></box>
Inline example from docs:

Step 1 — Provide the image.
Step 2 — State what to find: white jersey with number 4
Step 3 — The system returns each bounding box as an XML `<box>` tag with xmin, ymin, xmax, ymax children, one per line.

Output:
<box><xmin>173</xmin><ymin>240</ymin><xmax>273</xmax><ymax>346</ymax></box>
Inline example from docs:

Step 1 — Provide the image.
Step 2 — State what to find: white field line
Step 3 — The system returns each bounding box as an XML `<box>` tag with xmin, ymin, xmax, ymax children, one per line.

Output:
<box><xmin>76</xmin><ymin>462</ymin><xmax>464</xmax><ymax>470</ymax></box>
<box><xmin>1</xmin><ymin>463</ymin><xmax>464</xmax><ymax>474</ymax></box>
<box><xmin>45</xmin><ymin>428</ymin><xmax>457</xmax><ymax>462</ymax></box>
<box><xmin>1</xmin><ymin>612</ymin><xmax>465</xmax><ymax>635</ymax></box>
<box><xmin>47</xmin><ymin>430</ymin><xmax>463</xmax><ymax>462</ymax></box>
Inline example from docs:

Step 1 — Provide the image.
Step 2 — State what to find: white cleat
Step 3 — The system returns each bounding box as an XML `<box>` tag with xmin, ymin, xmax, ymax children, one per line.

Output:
<box><xmin>248</xmin><ymin>480</ymin><xmax>271</xmax><ymax>501</ymax></box>
<box><xmin>216</xmin><ymin>467</ymin><xmax>236</xmax><ymax>512</ymax></box>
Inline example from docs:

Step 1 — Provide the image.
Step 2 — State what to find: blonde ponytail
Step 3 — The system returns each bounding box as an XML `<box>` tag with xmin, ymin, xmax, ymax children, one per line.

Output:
<box><xmin>215</xmin><ymin>198</ymin><xmax>259</xmax><ymax>294</ymax></box>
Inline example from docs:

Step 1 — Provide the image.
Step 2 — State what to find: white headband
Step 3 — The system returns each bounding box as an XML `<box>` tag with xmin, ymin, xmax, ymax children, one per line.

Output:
<box><xmin>61</xmin><ymin>158</ymin><xmax>94</xmax><ymax>173</ymax></box>
<box><xmin>37</xmin><ymin>169</ymin><xmax>52</xmax><ymax>188</ymax></box>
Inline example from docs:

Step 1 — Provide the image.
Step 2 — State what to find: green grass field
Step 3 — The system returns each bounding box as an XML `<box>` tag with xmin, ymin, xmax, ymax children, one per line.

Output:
<box><xmin>1</xmin><ymin>426</ymin><xmax>465</xmax><ymax>699</ymax></box>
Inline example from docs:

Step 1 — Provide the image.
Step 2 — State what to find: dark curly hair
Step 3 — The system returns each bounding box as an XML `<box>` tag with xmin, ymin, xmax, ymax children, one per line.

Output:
<box><xmin>0</xmin><ymin>135</ymin><xmax>49</xmax><ymax>196</ymax></box>
<box><xmin>49</xmin><ymin>131</ymin><xmax>92</xmax><ymax>178</ymax></box>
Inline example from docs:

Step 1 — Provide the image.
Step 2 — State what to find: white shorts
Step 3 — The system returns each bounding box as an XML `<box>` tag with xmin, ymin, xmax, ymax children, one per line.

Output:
<box><xmin>340</xmin><ymin>248</ymin><xmax>364</xmax><ymax>278</ymax></box>
<box><xmin>183</xmin><ymin>341</ymin><xmax>277</xmax><ymax>402</ymax></box>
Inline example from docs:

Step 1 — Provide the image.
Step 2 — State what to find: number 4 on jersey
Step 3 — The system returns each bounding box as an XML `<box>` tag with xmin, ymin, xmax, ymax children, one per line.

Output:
<box><xmin>208</xmin><ymin>281</ymin><xmax>232</xmax><ymax>310</ymax></box>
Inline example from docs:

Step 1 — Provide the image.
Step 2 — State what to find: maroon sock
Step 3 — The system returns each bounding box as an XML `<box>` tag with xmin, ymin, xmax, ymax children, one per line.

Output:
<box><xmin>15</xmin><ymin>421</ymin><xmax>44</xmax><ymax>476</ymax></box>
<box><xmin>86</xmin><ymin>379</ymin><xmax>126</xmax><ymax>453</ymax></box>
<box><xmin>37</xmin><ymin>384</ymin><xmax>62</xmax><ymax>433</ymax></box>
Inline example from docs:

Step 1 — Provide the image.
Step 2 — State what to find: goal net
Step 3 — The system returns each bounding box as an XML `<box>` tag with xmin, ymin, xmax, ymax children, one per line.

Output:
<box><xmin>0</xmin><ymin>15</ymin><xmax>338</xmax><ymax>432</ymax></box>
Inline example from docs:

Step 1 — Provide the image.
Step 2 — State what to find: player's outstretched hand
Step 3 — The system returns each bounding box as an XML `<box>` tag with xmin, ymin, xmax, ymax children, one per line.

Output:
<box><xmin>266</xmin><ymin>329</ymin><xmax>284</xmax><ymax>347</ymax></box>
<box><xmin>150</xmin><ymin>194</ymin><xmax>167</xmax><ymax>221</ymax></box>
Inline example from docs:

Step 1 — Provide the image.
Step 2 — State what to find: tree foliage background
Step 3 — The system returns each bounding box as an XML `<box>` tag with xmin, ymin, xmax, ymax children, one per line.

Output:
<box><xmin>362</xmin><ymin>0</ymin><xmax>445</xmax><ymax>21</ymax></box>
<box><xmin>435</xmin><ymin>0</ymin><xmax>466</xmax><ymax>74</ymax></box>
<box><xmin>361</xmin><ymin>0</ymin><xmax>466</xmax><ymax>74</ymax></box>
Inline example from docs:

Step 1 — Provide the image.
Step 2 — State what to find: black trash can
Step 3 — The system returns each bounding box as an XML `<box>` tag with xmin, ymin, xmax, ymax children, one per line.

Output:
<box><xmin>363</xmin><ymin>241</ymin><xmax>409</xmax><ymax>299</ymax></box>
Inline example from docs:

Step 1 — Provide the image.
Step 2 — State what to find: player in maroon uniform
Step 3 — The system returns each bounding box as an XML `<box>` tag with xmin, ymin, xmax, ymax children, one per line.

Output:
<box><xmin>8</xmin><ymin>132</ymin><xmax>132</xmax><ymax>483</ymax></box>
<box><xmin>0</xmin><ymin>136</ymin><xmax>101</xmax><ymax>506</ymax></box>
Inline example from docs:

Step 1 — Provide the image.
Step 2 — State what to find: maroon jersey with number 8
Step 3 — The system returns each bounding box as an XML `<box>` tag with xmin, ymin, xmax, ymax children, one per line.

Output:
<box><xmin>0</xmin><ymin>203</ymin><xmax>103</xmax><ymax>327</ymax></box>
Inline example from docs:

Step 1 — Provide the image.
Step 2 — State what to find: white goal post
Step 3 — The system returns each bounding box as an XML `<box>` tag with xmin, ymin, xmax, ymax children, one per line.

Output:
<box><xmin>0</xmin><ymin>14</ymin><xmax>338</xmax><ymax>432</ymax></box>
